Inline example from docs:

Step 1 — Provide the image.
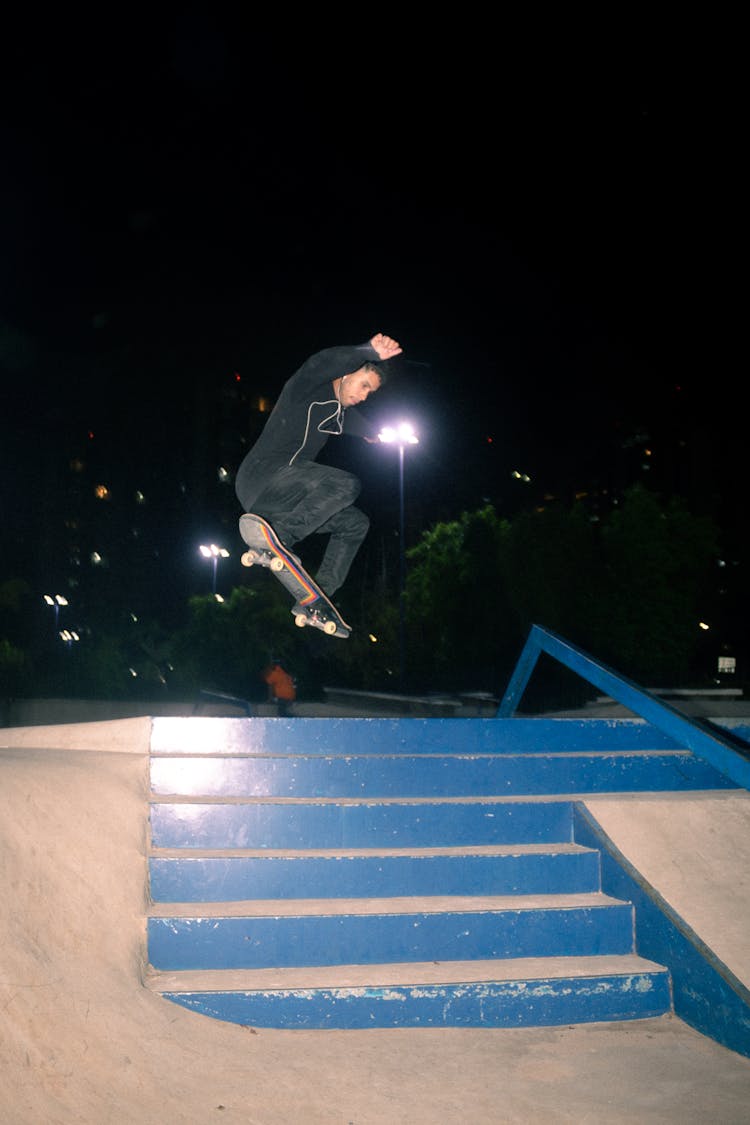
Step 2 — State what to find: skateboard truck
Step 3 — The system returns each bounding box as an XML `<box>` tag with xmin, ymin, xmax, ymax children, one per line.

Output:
<box><xmin>241</xmin><ymin>546</ymin><xmax>285</xmax><ymax>573</ymax></box>
<box><xmin>291</xmin><ymin>601</ymin><xmax>341</xmax><ymax>636</ymax></box>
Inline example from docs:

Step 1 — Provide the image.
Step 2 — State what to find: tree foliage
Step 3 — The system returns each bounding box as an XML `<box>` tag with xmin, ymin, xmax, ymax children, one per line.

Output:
<box><xmin>501</xmin><ymin>502</ymin><xmax>605</xmax><ymax>646</ymax></box>
<box><xmin>0</xmin><ymin>580</ymin><xmax>33</xmax><ymax>696</ymax></box>
<box><xmin>402</xmin><ymin>485</ymin><xmax>719</xmax><ymax>695</ymax></box>
<box><xmin>596</xmin><ymin>484</ymin><xmax>718</xmax><ymax>682</ymax></box>
<box><xmin>404</xmin><ymin>505</ymin><xmax>519</xmax><ymax>691</ymax></box>
<box><xmin>169</xmin><ymin>585</ymin><xmax>297</xmax><ymax>698</ymax></box>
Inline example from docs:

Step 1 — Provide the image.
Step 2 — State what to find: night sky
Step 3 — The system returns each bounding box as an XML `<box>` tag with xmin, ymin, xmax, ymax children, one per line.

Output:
<box><xmin>1</xmin><ymin>17</ymin><xmax>743</xmax><ymax>585</ymax></box>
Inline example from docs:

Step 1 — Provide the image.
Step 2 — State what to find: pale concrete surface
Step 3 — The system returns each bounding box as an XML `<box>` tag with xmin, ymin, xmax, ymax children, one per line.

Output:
<box><xmin>547</xmin><ymin>697</ymin><xmax>750</xmax><ymax>720</ymax></box>
<box><xmin>1</xmin><ymin>720</ymin><xmax>750</xmax><ymax>1124</ymax></box>
<box><xmin>584</xmin><ymin>792</ymin><xmax>750</xmax><ymax>988</ymax></box>
<box><xmin>0</xmin><ymin>715</ymin><xmax>153</xmax><ymax>752</ymax></box>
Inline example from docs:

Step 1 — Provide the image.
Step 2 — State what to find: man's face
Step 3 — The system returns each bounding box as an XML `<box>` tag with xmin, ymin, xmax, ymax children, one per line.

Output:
<box><xmin>338</xmin><ymin>367</ymin><xmax>382</xmax><ymax>407</ymax></box>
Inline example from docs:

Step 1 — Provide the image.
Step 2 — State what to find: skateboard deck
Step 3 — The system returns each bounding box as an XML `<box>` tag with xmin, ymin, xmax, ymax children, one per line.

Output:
<box><xmin>239</xmin><ymin>513</ymin><xmax>351</xmax><ymax>638</ymax></box>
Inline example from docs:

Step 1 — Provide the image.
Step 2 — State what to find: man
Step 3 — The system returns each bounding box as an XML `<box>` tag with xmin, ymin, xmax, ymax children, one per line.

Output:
<box><xmin>261</xmin><ymin>658</ymin><xmax>296</xmax><ymax>716</ymax></box>
<box><xmin>235</xmin><ymin>332</ymin><xmax>403</xmax><ymax>599</ymax></box>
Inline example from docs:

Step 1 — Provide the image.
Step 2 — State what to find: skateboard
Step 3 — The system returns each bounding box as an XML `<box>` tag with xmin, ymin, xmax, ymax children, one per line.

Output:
<box><xmin>239</xmin><ymin>513</ymin><xmax>351</xmax><ymax>638</ymax></box>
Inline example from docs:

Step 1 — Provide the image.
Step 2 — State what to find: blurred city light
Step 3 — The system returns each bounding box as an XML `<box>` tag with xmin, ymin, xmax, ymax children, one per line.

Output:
<box><xmin>199</xmin><ymin>543</ymin><xmax>230</xmax><ymax>595</ymax></box>
<box><xmin>378</xmin><ymin>422</ymin><xmax>419</xmax><ymax>445</ymax></box>
<box><xmin>43</xmin><ymin>594</ymin><xmax>68</xmax><ymax>637</ymax></box>
<box><xmin>377</xmin><ymin>422</ymin><xmax>420</xmax><ymax>685</ymax></box>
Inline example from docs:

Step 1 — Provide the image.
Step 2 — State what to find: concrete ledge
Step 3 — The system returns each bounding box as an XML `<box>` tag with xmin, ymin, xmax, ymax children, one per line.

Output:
<box><xmin>0</xmin><ymin>716</ymin><xmax>153</xmax><ymax>753</ymax></box>
<box><xmin>596</xmin><ymin>689</ymin><xmax>743</xmax><ymax>701</ymax></box>
<box><xmin>323</xmin><ymin>686</ymin><xmax>461</xmax><ymax>717</ymax></box>
<box><xmin>193</xmin><ymin>690</ymin><xmax>255</xmax><ymax>716</ymax></box>
<box><xmin>0</xmin><ymin>696</ymin><xmax>266</xmax><ymax>729</ymax></box>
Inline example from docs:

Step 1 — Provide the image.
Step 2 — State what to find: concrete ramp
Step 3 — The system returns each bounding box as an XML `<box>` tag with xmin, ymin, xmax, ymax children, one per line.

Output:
<box><xmin>1</xmin><ymin>721</ymin><xmax>750</xmax><ymax>1123</ymax></box>
<box><xmin>584</xmin><ymin>793</ymin><xmax>750</xmax><ymax>992</ymax></box>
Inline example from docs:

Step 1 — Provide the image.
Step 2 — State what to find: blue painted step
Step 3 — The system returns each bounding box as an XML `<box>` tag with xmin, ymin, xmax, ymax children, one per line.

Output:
<box><xmin>149</xmin><ymin>715</ymin><xmax>750</xmax><ymax>758</ymax></box>
<box><xmin>149</xmin><ymin>716</ymin><xmax>697</xmax><ymax>755</ymax></box>
<box><xmin>150</xmin><ymin>751</ymin><xmax>732</xmax><ymax>798</ymax></box>
<box><xmin>148</xmin><ymin>893</ymin><xmax>634</xmax><ymax>970</ymax></box>
<box><xmin>145</xmin><ymin>954</ymin><xmax>671</xmax><ymax>1030</ymax></box>
<box><xmin>150</xmin><ymin>798</ymin><xmax>574</xmax><ymax>850</ymax></box>
<box><xmin>149</xmin><ymin>844</ymin><xmax>600</xmax><ymax>902</ymax></box>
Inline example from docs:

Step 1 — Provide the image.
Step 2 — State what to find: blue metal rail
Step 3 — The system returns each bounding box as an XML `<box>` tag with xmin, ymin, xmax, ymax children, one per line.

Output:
<box><xmin>499</xmin><ymin>625</ymin><xmax>750</xmax><ymax>791</ymax></box>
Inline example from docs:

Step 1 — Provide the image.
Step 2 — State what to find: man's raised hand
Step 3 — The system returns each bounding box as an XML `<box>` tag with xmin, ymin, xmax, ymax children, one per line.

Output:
<box><xmin>370</xmin><ymin>333</ymin><xmax>403</xmax><ymax>360</ymax></box>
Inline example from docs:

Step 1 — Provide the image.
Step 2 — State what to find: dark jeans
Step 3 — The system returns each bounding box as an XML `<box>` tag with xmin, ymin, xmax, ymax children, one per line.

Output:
<box><xmin>239</xmin><ymin>463</ymin><xmax>369</xmax><ymax>596</ymax></box>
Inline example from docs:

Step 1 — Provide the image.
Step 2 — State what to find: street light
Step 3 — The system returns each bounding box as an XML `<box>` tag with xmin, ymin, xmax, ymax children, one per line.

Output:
<box><xmin>43</xmin><ymin>594</ymin><xmax>68</xmax><ymax>637</ymax></box>
<box><xmin>199</xmin><ymin>543</ymin><xmax>230</xmax><ymax>596</ymax></box>
<box><xmin>378</xmin><ymin>422</ymin><xmax>419</xmax><ymax>685</ymax></box>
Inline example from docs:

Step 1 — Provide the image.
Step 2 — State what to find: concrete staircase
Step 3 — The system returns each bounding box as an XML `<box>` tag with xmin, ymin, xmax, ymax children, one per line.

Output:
<box><xmin>144</xmin><ymin>715</ymin><xmax>734</xmax><ymax>1029</ymax></box>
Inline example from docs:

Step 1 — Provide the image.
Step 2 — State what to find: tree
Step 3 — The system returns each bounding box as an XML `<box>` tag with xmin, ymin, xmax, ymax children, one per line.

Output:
<box><xmin>0</xmin><ymin>580</ymin><xmax>33</xmax><ymax>698</ymax></box>
<box><xmin>0</xmin><ymin>639</ymin><xmax>28</xmax><ymax>698</ymax></box>
<box><xmin>401</xmin><ymin>487</ymin><xmax>720</xmax><ymax>698</ymax></box>
<box><xmin>405</xmin><ymin>506</ymin><xmax>519</xmax><ymax>692</ymax></box>
<box><xmin>168</xmin><ymin>585</ymin><xmax>294</xmax><ymax>698</ymax></box>
<box><xmin>501</xmin><ymin>502</ymin><xmax>604</xmax><ymax>647</ymax></box>
<box><xmin>598</xmin><ymin>484</ymin><xmax>718</xmax><ymax>684</ymax></box>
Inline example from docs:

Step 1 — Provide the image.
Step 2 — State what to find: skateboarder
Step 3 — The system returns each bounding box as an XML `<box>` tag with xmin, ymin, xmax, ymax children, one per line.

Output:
<box><xmin>234</xmin><ymin>332</ymin><xmax>403</xmax><ymax>600</ymax></box>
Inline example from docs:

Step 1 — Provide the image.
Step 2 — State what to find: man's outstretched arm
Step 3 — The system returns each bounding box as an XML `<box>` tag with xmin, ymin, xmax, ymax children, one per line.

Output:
<box><xmin>292</xmin><ymin>335</ymin><xmax>400</xmax><ymax>391</ymax></box>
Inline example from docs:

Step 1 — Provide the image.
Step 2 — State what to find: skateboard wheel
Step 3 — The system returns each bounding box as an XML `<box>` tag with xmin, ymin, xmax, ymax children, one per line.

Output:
<box><xmin>323</xmin><ymin>620</ymin><xmax>337</xmax><ymax>635</ymax></box>
<box><xmin>241</xmin><ymin>550</ymin><xmax>256</xmax><ymax>567</ymax></box>
<box><xmin>270</xmin><ymin>556</ymin><xmax>284</xmax><ymax>572</ymax></box>
<box><xmin>294</xmin><ymin>613</ymin><xmax>309</xmax><ymax>629</ymax></box>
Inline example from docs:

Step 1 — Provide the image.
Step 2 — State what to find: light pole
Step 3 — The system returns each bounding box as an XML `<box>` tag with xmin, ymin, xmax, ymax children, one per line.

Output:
<box><xmin>43</xmin><ymin>594</ymin><xmax>68</xmax><ymax>638</ymax></box>
<box><xmin>199</xmin><ymin>544</ymin><xmax>230</xmax><ymax>596</ymax></box>
<box><xmin>378</xmin><ymin>422</ymin><xmax>419</xmax><ymax>686</ymax></box>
